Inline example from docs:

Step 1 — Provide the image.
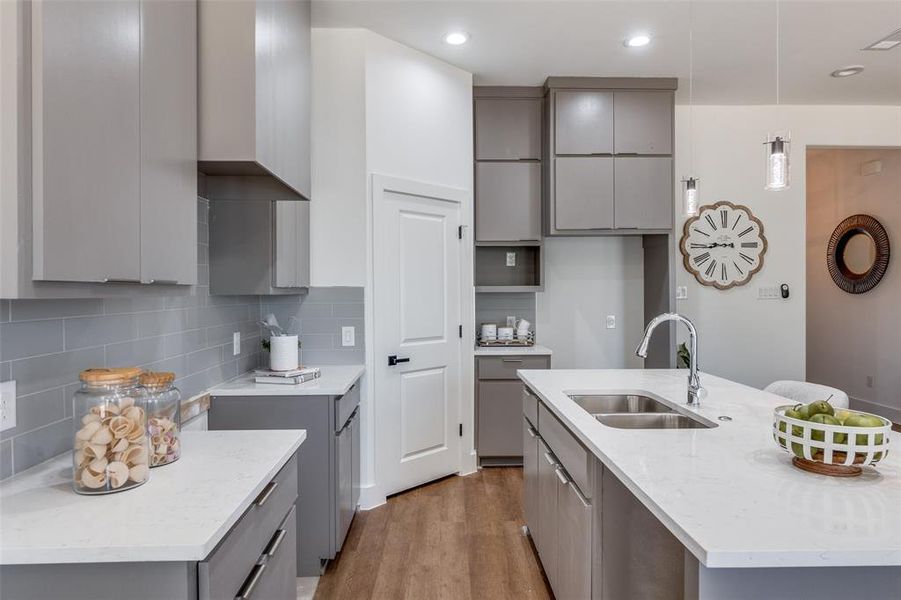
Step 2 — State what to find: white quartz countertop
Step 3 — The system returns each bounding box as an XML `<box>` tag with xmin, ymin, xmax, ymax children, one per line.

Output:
<box><xmin>0</xmin><ymin>430</ymin><xmax>305</xmax><ymax>565</ymax></box>
<box><xmin>518</xmin><ymin>369</ymin><xmax>901</xmax><ymax>569</ymax></box>
<box><xmin>211</xmin><ymin>365</ymin><xmax>364</xmax><ymax>397</ymax></box>
<box><xmin>474</xmin><ymin>344</ymin><xmax>553</xmax><ymax>356</ymax></box>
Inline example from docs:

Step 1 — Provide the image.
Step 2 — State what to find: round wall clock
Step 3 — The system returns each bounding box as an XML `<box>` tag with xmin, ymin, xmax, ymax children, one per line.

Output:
<box><xmin>680</xmin><ymin>201</ymin><xmax>768</xmax><ymax>290</ymax></box>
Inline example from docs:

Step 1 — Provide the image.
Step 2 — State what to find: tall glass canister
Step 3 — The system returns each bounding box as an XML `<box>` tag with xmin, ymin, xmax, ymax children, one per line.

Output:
<box><xmin>72</xmin><ymin>368</ymin><xmax>150</xmax><ymax>494</ymax></box>
<box><xmin>140</xmin><ymin>372</ymin><xmax>182</xmax><ymax>467</ymax></box>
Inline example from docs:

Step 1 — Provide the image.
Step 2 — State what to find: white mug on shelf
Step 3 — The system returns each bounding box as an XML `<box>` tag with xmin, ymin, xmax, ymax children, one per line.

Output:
<box><xmin>481</xmin><ymin>323</ymin><xmax>497</xmax><ymax>340</ymax></box>
<box><xmin>516</xmin><ymin>319</ymin><xmax>531</xmax><ymax>334</ymax></box>
<box><xmin>269</xmin><ymin>335</ymin><xmax>299</xmax><ymax>371</ymax></box>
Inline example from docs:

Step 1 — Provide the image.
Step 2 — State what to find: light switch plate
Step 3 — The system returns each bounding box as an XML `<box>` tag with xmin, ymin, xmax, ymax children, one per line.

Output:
<box><xmin>1</xmin><ymin>380</ymin><xmax>16</xmax><ymax>432</ymax></box>
<box><xmin>676</xmin><ymin>286</ymin><xmax>688</xmax><ymax>300</ymax></box>
<box><xmin>342</xmin><ymin>326</ymin><xmax>355</xmax><ymax>347</ymax></box>
<box><xmin>506</xmin><ymin>252</ymin><xmax>516</xmax><ymax>267</ymax></box>
<box><xmin>606</xmin><ymin>315</ymin><xmax>616</xmax><ymax>329</ymax></box>
<box><xmin>232</xmin><ymin>332</ymin><xmax>241</xmax><ymax>356</ymax></box>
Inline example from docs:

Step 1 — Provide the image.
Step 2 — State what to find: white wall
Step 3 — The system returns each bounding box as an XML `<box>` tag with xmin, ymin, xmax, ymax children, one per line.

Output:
<box><xmin>536</xmin><ymin>237</ymin><xmax>645</xmax><ymax>369</ymax></box>
<box><xmin>806</xmin><ymin>148</ymin><xmax>901</xmax><ymax>422</ymax></box>
<box><xmin>311</xmin><ymin>28</ymin><xmax>473</xmax><ymax>507</ymax></box>
<box><xmin>674</xmin><ymin>105</ymin><xmax>901</xmax><ymax>389</ymax></box>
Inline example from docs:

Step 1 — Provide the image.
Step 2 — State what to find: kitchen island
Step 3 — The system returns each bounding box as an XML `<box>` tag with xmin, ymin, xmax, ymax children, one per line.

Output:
<box><xmin>519</xmin><ymin>368</ymin><xmax>900</xmax><ymax>599</ymax></box>
<box><xmin>0</xmin><ymin>430</ymin><xmax>305</xmax><ymax>600</ymax></box>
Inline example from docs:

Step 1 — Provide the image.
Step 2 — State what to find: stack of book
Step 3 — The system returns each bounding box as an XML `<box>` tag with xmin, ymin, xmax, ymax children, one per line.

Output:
<box><xmin>254</xmin><ymin>367</ymin><xmax>322</xmax><ymax>385</ymax></box>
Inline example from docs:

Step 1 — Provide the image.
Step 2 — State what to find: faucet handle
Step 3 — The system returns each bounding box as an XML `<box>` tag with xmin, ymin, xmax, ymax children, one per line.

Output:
<box><xmin>696</xmin><ymin>387</ymin><xmax>708</xmax><ymax>402</ymax></box>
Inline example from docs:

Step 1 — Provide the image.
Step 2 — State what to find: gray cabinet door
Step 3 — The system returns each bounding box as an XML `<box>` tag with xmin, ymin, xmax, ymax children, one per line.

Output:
<box><xmin>250</xmin><ymin>507</ymin><xmax>298</xmax><ymax>600</ymax></box>
<box><xmin>140</xmin><ymin>0</ymin><xmax>197</xmax><ymax>285</ymax></box>
<box><xmin>614</xmin><ymin>91</ymin><xmax>673</xmax><ymax>155</ymax></box>
<box><xmin>273</xmin><ymin>201</ymin><xmax>311</xmax><ymax>288</ymax></box>
<box><xmin>336</xmin><ymin>413</ymin><xmax>353</xmax><ymax>551</ymax></box>
<box><xmin>351</xmin><ymin>408</ymin><xmax>361</xmax><ymax>515</ymax></box>
<box><xmin>554</xmin><ymin>91</ymin><xmax>613</xmax><ymax>155</ymax></box>
<box><xmin>554</xmin><ymin>157</ymin><xmax>614</xmax><ymax>230</ymax></box>
<box><xmin>475</xmin><ymin>163</ymin><xmax>541</xmax><ymax>242</ymax></box>
<box><xmin>477</xmin><ymin>381</ymin><xmax>525</xmax><ymax>457</ymax></box>
<box><xmin>614</xmin><ymin>157</ymin><xmax>673</xmax><ymax>230</ymax></box>
<box><xmin>523</xmin><ymin>418</ymin><xmax>540</xmax><ymax>540</ymax></box>
<box><xmin>557</xmin><ymin>476</ymin><xmax>592</xmax><ymax>600</ymax></box>
<box><xmin>31</xmin><ymin>0</ymin><xmax>141</xmax><ymax>282</ymax></box>
<box><xmin>475</xmin><ymin>98</ymin><xmax>542</xmax><ymax>160</ymax></box>
<box><xmin>536</xmin><ymin>440</ymin><xmax>559</xmax><ymax>591</ymax></box>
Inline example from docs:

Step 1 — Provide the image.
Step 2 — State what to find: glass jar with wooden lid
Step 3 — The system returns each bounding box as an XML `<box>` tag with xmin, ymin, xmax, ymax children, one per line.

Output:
<box><xmin>140</xmin><ymin>371</ymin><xmax>181</xmax><ymax>467</ymax></box>
<box><xmin>72</xmin><ymin>368</ymin><xmax>150</xmax><ymax>494</ymax></box>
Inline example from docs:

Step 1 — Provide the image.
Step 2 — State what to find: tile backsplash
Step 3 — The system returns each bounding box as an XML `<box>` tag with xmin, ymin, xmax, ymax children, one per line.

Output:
<box><xmin>0</xmin><ymin>197</ymin><xmax>365</xmax><ymax>479</ymax></box>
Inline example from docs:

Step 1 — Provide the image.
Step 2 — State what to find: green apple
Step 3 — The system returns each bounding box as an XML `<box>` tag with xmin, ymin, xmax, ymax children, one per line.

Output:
<box><xmin>806</xmin><ymin>400</ymin><xmax>835</xmax><ymax>418</ymax></box>
<box><xmin>809</xmin><ymin>413</ymin><xmax>846</xmax><ymax>444</ymax></box>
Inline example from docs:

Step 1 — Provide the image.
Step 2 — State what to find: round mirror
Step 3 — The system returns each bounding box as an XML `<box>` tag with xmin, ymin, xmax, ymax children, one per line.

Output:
<box><xmin>827</xmin><ymin>215</ymin><xmax>890</xmax><ymax>294</ymax></box>
<box><xmin>842</xmin><ymin>232</ymin><xmax>877</xmax><ymax>275</ymax></box>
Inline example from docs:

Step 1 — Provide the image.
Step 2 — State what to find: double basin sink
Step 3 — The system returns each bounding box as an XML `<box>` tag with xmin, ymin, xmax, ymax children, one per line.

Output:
<box><xmin>567</xmin><ymin>394</ymin><xmax>716</xmax><ymax>429</ymax></box>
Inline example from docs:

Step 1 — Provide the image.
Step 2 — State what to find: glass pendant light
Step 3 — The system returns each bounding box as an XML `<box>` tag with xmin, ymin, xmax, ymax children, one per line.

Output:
<box><xmin>765</xmin><ymin>0</ymin><xmax>790</xmax><ymax>191</ymax></box>
<box><xmin>682</xmin><ymin>0</ymin><xmax>700</xmax><ymax>216</ymax></box>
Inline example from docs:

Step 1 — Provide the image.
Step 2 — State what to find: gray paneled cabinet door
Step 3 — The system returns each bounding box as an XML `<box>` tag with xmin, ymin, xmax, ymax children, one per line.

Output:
<box><xmin>554</xmin><ymin>91</ymin><xmax>614</xmax><ymax>155</ymax></box>
<box><xmin>140</xmin><ymin>0</ymin><xmax>197</xmax><ymax>284</ymax></box>
<box><xmin>475</xmin><ymin>163</ymin><xmax>541</xmax><ymax>242</ymax></box>
<box><xmin>274</xmin><ymin>201</ymin><xmax>311</xmax><ymax>288</ymax></box>
<box><xmin>554</xmin><ymin>157</ymin><xmax>614</xmax><ymax>230</ymax></box>
<box><xmin>614</xmin><ymin>157</ymin><xmax>673</xmax><ymax>230</ymax></box>
<box><xmin>523</xmin><ymin>418</ymin><xmax>539</xmax><ymax>540</ymax></box>
<box><xmin>475</xmin><ymin>98</ymin><xmax>542</xmax><ymax>160</ymax></box>
<box><xmin>614</xmin><ymin>91</ymin><xmax>673</xmax><ymax>155</ymax></box>
<box><xmin>557</xmin><ymin>477</ymin><xmax>592</xmax><ymax>600</ymax></box>
<box><xmin>477</xmin><ymin>381</ymin><xmax>525</xmax><ymax>456</ymax></box>
<box><xmin>31</xmin><ymin>0</ymin><xmax>142</xmax><ymax>282</ymax></box>
<box><xmin>536</xmin><ymin>440</ymin><xmax>559</xmax><ymax>592</ymax></box>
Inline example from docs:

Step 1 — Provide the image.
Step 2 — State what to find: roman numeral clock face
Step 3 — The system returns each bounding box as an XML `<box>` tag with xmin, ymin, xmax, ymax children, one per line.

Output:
<box><xmin>680</xmin><ymin>201</ymin><xmax>767</xmax><ymax>290</ymax></box>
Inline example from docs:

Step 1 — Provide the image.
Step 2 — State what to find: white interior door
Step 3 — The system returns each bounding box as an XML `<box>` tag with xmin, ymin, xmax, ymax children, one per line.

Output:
<box><xmin>373</xmin><ymin>177</ymin><xmax>463</xmax><ymax>497</ymax></box>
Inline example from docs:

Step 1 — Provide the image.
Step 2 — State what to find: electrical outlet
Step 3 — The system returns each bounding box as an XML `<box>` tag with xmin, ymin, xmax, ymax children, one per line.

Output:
<box><xmin>506</xmin><ymin>252</ymin><xmax>516</xmax><ymax>267</ymax></box>
<box><xmin>342</xmin><ymin>326</ymin><xmax>355</xmax><ymax>347</ymax></box>
<box><xmin>232</xmin><ymin>332</ymin><xmax>241</xmax><ymax>356</ymax></box>
<box><xmin>866</xmin><ymin>375</ymin><xmax>875</xmax><ymax>388</ymax></box>
<box><xmin>506</xmin><ymin>316</ymin><xmax>516</xmax><ymax>328</ymax></box>
<box><xmin>676</xmin><ymin>286</ymin><xmax>688</xmax><ymax>300</ymax></box>
<box><xmin>605</xmin><ymin>315</ymin><xmax>616</xmax><ymax>329</ymax></box>
<box><xmin>0</xmin><ymin>381</ymin><xmax>16</xmax><ymax>432</ymax></box>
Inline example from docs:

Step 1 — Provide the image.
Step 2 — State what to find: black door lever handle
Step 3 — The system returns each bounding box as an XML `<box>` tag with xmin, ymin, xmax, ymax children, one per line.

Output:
<box><xmin>388</xmin><ymin>355</ymin><xmax>411</xmax><ymax>366</ymax></box>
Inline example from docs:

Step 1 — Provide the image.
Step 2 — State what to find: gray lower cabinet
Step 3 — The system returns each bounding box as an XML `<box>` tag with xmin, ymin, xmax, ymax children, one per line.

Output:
<box><xmin>475</xmin><ymin>162</ymin><xmax>542</xmax><ymax>242</ymax></box>
<box><xmin>614</xmin><ymin>157</ymin><xmax>674</xmax><ymax>230</ymax></box>
<box><xmin>523</xmin><ymin>417</ymin><xmax>540</xmax><ymax>541</ymax></box>
<box><xmin>554</xmin><ymin>157</ymin><xmax>615</xmax><ymax>231</ymax></box>
<box><xmin>476</xmin><ymin>355</ymin><xmax>550</xmax><ymax>463</ymax></box>
<box><xmin>557</xmin><ymin>472</ymin><xmax>592</xmax><ymax>600</ymax></box>
<box><xmin>536</xmin><ymin>438</ymin><xmax>559</xmax><ymax>589</ymax></box>
<box><xmin>0</xmin><ymin>453</ymin><xmax>299</xmax><ymax>600</ymax></box>
<box><xmin>209</xmin><ymin>382</ymin><xmax>362</xmax><ymax>576</ymax></box>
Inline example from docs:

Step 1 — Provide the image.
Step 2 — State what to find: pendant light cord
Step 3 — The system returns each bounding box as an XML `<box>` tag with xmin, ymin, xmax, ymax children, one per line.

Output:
<box><xmin>689</xmin><ymin>0</ymin><xmax>694</xmax><ymax>174</ymax></box>
<box><xmin>775</xmin><ymin>0</ymin><xmax>780</xmax><ymax>106</ymax></box>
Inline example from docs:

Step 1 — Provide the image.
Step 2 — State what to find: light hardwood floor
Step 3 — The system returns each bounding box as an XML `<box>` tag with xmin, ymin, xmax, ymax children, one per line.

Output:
<box><xmin>314</xmin><ymin>467</ymin><xmax>553</xmax><ymax>600</ymax></box>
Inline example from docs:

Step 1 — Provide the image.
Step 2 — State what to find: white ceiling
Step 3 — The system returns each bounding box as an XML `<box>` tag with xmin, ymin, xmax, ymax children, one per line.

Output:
<box><xmin>313</xmin><ymin>0</ymin><xmax>901</xmax><ymax>105</ymax></box>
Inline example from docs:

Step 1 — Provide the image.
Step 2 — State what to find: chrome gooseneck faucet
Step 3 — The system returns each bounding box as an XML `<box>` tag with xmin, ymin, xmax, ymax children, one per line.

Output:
<box><xmin>636</xmin><ymin>313</ymin><xmax>701</xmax><ymax>405</ymax></box>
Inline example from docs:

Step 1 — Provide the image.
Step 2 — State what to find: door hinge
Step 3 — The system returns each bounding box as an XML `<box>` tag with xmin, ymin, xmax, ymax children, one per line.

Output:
<box><xmin>458</xmin><ymin>324</ymin><xmax>463</xmax><ymax>338</ymax></box>
<box><xmin>458</xmin><ymin>225</ymin><xmax>464</xmax><ymax>240</ymax></box>
<box><xmin>459</xmin><ymin>423</ymin><xmax>463</xmax><ymax>437</ymax></box>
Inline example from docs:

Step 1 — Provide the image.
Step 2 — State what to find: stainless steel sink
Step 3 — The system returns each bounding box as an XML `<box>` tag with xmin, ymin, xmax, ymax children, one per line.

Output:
<box><xmin>567</xmin><ymin>394</ymin><xmax>674</xmax><ymax>414</ymax></box>
<box><xmin>594</xmin><ymin>413</ymin><xmax>715</xmax><ymax>429</ymax></box>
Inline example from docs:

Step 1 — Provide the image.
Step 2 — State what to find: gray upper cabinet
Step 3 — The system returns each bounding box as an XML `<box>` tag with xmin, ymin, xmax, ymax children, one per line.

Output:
<box><xmin>554</xmin><ymin>91</ymin><xmax>614</xmax><ymax>155</ymax></box>
<box><xmin>475</xmin><ymin>163</ymin><xmax>541</xmax><ymax>242</ymax></box>
<box><xmin>198</xmin><ymin>0</ymin><xmax>311</xmax><ymax>200</ymax></box>
<box><xmin>613</xmin><ymin>91</ymin><xmax>673</xmax><ymax>155</ymax></box>
<box><xmin>614</xmin><ymin>157</ymin><xmax>673</xmax><ymax>230</ymax></box>
<box><xmin>475</xmin><ymin>98</ymin><xmax>542</xmax><ymax>160</ymax></box>
<box><xmin>554</xmin><ymin>157</ymin><xmax>614</xmax><ymax>230</ymax></box>
<box><xmin>209</xmin><ymin>200</ymin><xmax>309</xmax><ymax>295</ymax></box>
<box><xmin>30</xmin><ymin>0</ymin><xmax>197</xmax><ymax>285</ymax></box>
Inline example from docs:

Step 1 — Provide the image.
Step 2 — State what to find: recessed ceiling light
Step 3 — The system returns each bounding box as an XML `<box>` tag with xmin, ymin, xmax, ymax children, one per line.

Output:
<box><xmin>863</xmin><ymin>27</ymin><xmax>901</xmax><ymax>51</ymax></box>
<box><xmin>830</xmin><ymin>65</ymin><xmax>865</xmax><ymax>78</ymax></box>
<box><xmin>624</xmin><ymin>34</ymin><xmax>651</xmax><ymax>48</ymax></box>
<box><xmin>443</xmin><ymin>31</ymin><xmax>469</xmax><ymax>46</ymax></box>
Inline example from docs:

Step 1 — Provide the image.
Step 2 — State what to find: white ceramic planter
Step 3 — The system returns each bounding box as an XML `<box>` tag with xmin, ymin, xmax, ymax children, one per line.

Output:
<box><xmin>269</xmin><ymin>335</ymin><xmax>299</xmax><ymax>371</ymax></box>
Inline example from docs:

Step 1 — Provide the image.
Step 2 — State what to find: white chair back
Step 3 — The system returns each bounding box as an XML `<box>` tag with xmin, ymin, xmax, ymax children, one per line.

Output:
<box><xmin>763</xmin><ymin>380</ymin><xmax>849</xmax><ymax>409</ymax></box>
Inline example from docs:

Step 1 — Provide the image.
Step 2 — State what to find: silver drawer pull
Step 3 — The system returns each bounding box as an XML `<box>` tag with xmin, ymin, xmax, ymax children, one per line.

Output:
<box><xmin>543</xmin><ymin>452</ymin><xmax>556</xmax><ymax>466</ymax></box>
<box><xmin>147</xmin><ymin>279</ymin><xmax>178</xmax><ymax>285</ymax></box>
<box><xmin>555</xmin><ymin>467</ymin><xmax>569</xmax><ymax>485</ymax></box>
<box><xmin>502</xmin><ymin>358</ymin><xmax>524</xmax><ymax>363</ymax></box>
<box><xmin>255</xmin><ymin>481</ymin><xmax>278</xmax><ymax>507</ymax></box>
<box><xmin>102</xmin><ymin>277</ymin><xmax>142</xmax><ymax>284</ymax></box>
<box><xmin>526</xmin><ymin>426</ymin><xmax>536</xmax><ymax>438</ymax></box>
<box><xmin>235</xmin><ymin>563</ymin><xmax>266</xmax><ymax>600</ymax></box>
<box><xmin>264</xmin><ymin>528</ymin><xmax>288</xmax><ymax>557</ymax></box>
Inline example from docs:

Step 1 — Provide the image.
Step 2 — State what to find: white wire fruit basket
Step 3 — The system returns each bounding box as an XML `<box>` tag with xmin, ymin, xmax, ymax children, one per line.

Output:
<box><xmin>772</xmin><ymin>405</ymin><xmax>891</xmax><ymax>477</ymax></box>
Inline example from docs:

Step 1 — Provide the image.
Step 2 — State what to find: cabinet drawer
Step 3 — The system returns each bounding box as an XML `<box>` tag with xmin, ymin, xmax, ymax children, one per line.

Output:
<box><xmin>243</xmin><ymin>506</ymin><xmax>298</xmax><ymax>600</ymax></box>
<box><xmin>335</xmin><ymin>382</ymin><xmax>360</xmax><ymax>431</ymax></box>
<box><xmin>538</xmin><ymin>403</ymin><xmax>591</xmax><ymax>499</ymax></box>
<box><xmin>477</xmin><ymin>356</ymin><xmax>549</xmax><ymax>380</ymax></box>
<box><xmin>523</xmin><ymin>386</ymin><xmax>539</xmax><ymax>426</ymax></box>
<box><xmin>199</xmin><ymin>453</ymin><xmax>298</xmax><ymax>600</ymax></box>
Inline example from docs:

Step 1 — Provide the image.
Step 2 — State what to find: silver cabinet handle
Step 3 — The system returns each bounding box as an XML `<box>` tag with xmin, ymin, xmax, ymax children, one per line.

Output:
<box><xmin>543</xmin><ymin>452</ymin><xmax>556</xmax><ymax>466</ymax></box>
<box><xmin>102</xmin><ymin>277</ymin><xmax>142</xmax><ymax>284</ymax></box>
<box><xmin>502</xmin><ymin>358</ymin><xmax>524</xmax><ymax>363</ymax></box>
<box><xmin>146</xmin><ymin>279</ymin><xmax>178</xmax><ymax>285</ymax></box>
<box><xmin>235</xmin><ymin>563</ymin><xmax>266</xmax><ymax>600</ymax></box>
<box><xmin>264</xmin><ymin>528</ymin><xmax>288</xmax><ymax>557</ymax></box>
<box><xmin>255</xmin><ymin>481</ymin><xmax>278</xmax><ymax>507</ymax></box>
<box><xmin>526</xmin><ymin>426</ymin><xmax>536</xmax><ymax>438</ymax></box>
<box><xmin>555</xmin><ymin>467</ymin><xmax>569</xmax><ymax>485</ymax></box>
